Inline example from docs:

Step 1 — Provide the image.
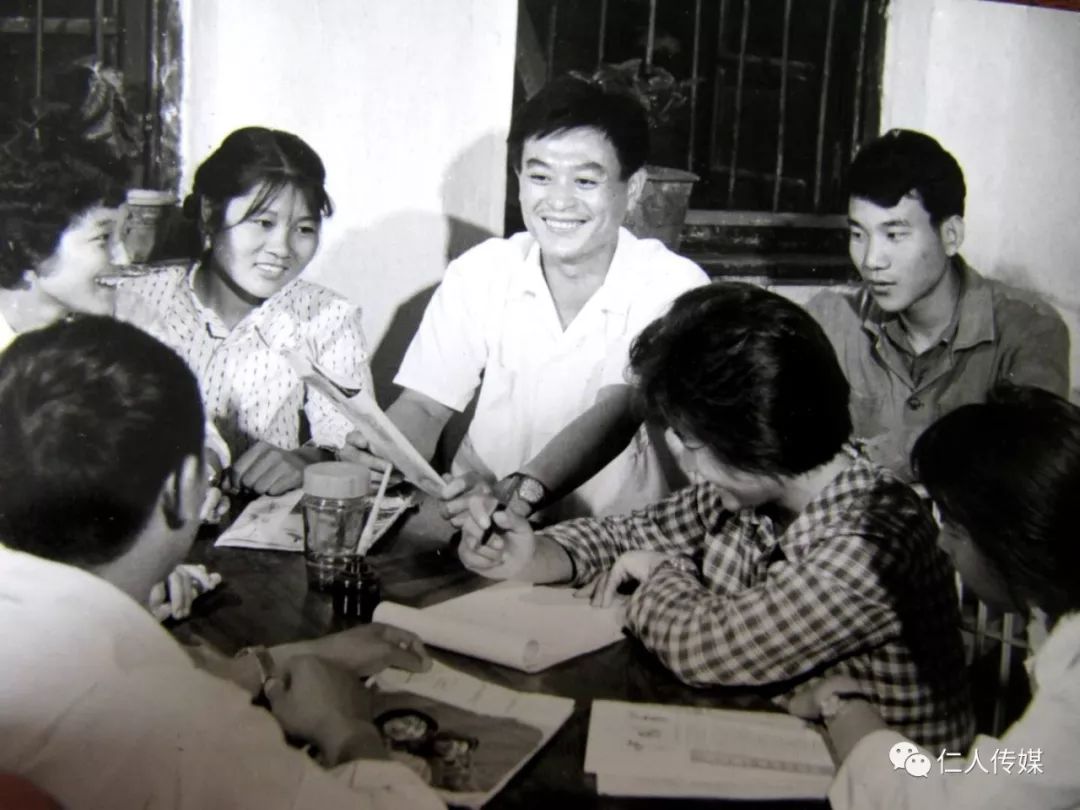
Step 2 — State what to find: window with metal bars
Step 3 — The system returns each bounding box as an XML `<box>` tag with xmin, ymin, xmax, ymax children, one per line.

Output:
<box><xmin>518</xmin><ymin>0</ymin><xmax>887</xmax><ymax>216</ymax></box>
<box><xmin>0</xmin><ymin>0</ymin><xmax>181</xmax><ymax>190</ymax></box>
<box><xmin>515</xmin><ymin>0</ymin><xmax>887</xmax><ymax>282</ymax></box>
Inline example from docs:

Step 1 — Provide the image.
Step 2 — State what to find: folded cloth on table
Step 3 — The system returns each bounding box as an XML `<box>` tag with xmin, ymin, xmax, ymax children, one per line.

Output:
<box><xmin>149</xmin><ymin>563</ymin><xmax>223</xmax><ymax>622</ymax></box>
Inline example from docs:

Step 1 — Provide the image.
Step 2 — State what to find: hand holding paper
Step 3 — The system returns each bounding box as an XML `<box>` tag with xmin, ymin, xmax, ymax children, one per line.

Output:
<box><xmin>276</xmin><ymin>346</ymin><xmax>444</xmax><ymax>497</ymax></box>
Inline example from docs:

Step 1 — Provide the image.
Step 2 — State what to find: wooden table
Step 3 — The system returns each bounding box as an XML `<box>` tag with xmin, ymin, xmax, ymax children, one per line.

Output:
<box><xmin>181</xmin><ymin>522</ymin><xmax>827</xmax><ymax>809</ymax></box>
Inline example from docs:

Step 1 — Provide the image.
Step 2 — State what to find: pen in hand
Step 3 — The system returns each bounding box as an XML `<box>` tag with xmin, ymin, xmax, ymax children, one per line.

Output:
<box><xmin>477</xmin><ymin>502</ymin><xmax>507</xmax><ymax>547</ymax></box>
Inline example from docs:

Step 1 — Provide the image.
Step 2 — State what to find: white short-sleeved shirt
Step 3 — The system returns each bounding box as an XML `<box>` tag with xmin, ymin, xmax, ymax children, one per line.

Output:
<box><xmin>0</xmin><ymin>311</ymin><xmax>16</xmax><ymax>351</ymax></box>
<box><xmin>115</xmin><ymin>263</ymin><xmax>374</xmax><ymax>459</ymax></box>
<box><xmin>395</xmin><ymin>227</ymin><xmax>709</xmax><ymax>520</ymax></box>
<box><xmin>0</xmin><ymin>545</ymin><xmax>444</xmax><ymax>810</ymax></box>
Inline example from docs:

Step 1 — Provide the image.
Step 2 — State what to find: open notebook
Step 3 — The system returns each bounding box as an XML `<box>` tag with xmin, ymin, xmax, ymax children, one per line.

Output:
<box><xmin>372</xmin><ymin>582</ymin><xmax>626</xmax><ymax>672</ymax></box>
<box><xmin>585</xmin><ymin>699</ymin><xmax>835</xmax><ymax>800</ymax></box>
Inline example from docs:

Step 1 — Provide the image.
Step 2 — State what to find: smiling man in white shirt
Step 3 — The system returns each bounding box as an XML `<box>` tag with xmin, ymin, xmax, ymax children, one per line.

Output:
<box><xmin>346</xmin><ymin>76</ymin><xmax>707</xmax><ymax>526</ymax></box>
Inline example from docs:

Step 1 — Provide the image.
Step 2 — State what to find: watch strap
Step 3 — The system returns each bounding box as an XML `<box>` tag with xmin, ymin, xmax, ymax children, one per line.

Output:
<box><xmin>235</xmin><ymin>645</ymin><xmax>276</xmax><ymax>690</ymax></box>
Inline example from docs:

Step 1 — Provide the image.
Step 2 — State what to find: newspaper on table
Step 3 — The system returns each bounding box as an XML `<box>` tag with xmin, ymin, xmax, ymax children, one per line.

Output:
<box><xmin>333</xmin><ymin>660</ymin><xmax>573</xmax><ymax>808</ymax></box>
<box><xmin>215</xmin><ymin>488</ymin><xmax>415</xmax><ymax>554</ymax></box>
<box><xmin>585</xmin><ymin>699</ymin><xmax>835</xmax><ymax>800</ymax></box>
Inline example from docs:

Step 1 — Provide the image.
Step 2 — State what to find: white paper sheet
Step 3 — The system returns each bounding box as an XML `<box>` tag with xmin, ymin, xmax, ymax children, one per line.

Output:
<box><xmin>372</xmin><ymin>581</ymin><xmax>626</xmax><ymax>672</ymax></box>
<box><xmin>278</xmin><ymin>346</ymin><xmax>445</xmax><ymax>497</ymax></box>
<box><xmin>585</xmin><ymin>699</ymin><xmax>834</xmax><ymax>800</ymax></box>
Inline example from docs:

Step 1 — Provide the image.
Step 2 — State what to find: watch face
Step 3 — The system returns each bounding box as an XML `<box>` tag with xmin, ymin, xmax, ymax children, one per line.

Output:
<box><xmin>516</xmin><ymin>476</ymin><xmax>546</xmax><ymax>505</ymax></box>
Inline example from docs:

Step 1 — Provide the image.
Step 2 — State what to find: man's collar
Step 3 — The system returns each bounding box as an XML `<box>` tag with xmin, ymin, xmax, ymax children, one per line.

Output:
<box><xmin>512</xmin><ymin>227</ymin><xmax>635</xmax><ymax>314</ymax></box>
<box><xmin>859</xmin><ymin>257</ymin><xmax>995</xmax><ymax>351</ymax></box>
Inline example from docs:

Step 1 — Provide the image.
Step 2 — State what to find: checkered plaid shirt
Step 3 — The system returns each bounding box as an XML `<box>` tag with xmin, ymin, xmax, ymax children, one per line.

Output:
<box><xmin>544</xmin><ymin>452</ymin><xmax>974</xmax><ymax>752</ymax></box>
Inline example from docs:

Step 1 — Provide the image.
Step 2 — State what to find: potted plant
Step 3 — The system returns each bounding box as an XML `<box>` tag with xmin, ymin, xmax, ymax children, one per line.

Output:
<box><xmin>571</xmin><ymin>58</ymin><xmax>699</xmax><ymax>250</ymax></box>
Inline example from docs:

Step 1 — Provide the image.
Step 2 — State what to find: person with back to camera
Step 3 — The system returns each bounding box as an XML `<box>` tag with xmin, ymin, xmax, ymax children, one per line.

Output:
<box><xmin>115</xmin><ymin>126</ymin><xmax>374</xmax><ymax>496</ymax></box>
<box><xmin>806</xmin><ymin>129</ymin><xmax>1068</xmax><ymax>480</ymax></box>
<box><xmin>458</xmin><ymin>282</ymin><xmax>974</xmax><ymax>754</ymax></box>
<box><xmin>790</xmin><ymin>384</ymin><xmax>1080</xmax><ymax>809</ymax></box>
<box><xmin>0</xmin><ymin>316</ymin><xmax>442</xmax><ymax>810</ymax></box>
<box><xmin>341</xmin><ymin>75</ymin><xmax>708</xmax><ymax>528</ymax></box>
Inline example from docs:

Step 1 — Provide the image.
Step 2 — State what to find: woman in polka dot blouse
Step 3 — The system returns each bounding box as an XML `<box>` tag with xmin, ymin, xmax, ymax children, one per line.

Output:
<box><xmin>116</xmin><ymin>127</ymin><xmax>373</xmax><ymax>496</ymax></box>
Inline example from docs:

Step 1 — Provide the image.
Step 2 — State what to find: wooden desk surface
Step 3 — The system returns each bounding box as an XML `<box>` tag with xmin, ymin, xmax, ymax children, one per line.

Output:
<box><xmin>181</xmin><ymin>527</ymin><xmax>827</xmax><ymax>809</ymax></box>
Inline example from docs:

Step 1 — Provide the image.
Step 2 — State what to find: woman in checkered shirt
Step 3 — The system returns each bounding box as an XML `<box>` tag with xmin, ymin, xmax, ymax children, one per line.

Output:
<box><xmin>795</xmin><ymin>384</ymin><xmax>1080</xmax><ymax>809</ymax></box>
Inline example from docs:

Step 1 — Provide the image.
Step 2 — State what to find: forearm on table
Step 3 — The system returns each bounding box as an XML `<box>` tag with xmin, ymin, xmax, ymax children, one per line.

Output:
<box><xmin>184</xmin><ymin>643</ymin><xmax>264</xmax><ymax>697</ymax></box>
<box><xmin>627</xmin><ymin>567</ymin><xmax>865</xmax><ymax>687</ymax></box>
<box><xmin>186</xmin><ymin>638</ymin><xmax>326</xmax><ymax>699</ymax></box>
<box><xmin>541</xmin><ymin>517</ymin><xmax>638</xmax><ymax>586</ymax></box>
<box><xmin>519</xmin><ymin>386</ymin><xmax>640</xmax><ymax>498</ymax></box>
<box><xmin>543</xmin><ymin>489</ymin><xmax>708</xmax><ymax>585</ymax></box>
<box><xmin>514</xmin><ymin>533</ymin><xmax>577</xmax><ymax>584</ymax></box>
<box><xmin>386</xmin><ymin>389</ymin><xmax>454</xmax><ymax>462</ymax></box>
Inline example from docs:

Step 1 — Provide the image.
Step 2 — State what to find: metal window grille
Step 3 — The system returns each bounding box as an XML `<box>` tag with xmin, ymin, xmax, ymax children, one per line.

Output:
<box><xmin>0</xmin><ymin>0</ymin><xmax>180</xmax><ymax>189</ymax></box>
<box><xmin>519</xmin><ymin>0</ymin><xmax>888</xmax><ymax>215</ymax></box>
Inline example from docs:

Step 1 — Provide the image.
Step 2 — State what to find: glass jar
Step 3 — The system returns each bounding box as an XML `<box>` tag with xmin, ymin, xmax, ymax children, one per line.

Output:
<box><xmin>119</xmin><ymin>189</ymin><xmax>176</xmax><ymax>263</ymax></box>
<box><xmin>331</xmin><ymin>557</ymin><xmax>382</xmax><ymax>622</ymax></box>
<box><xmin>301</xmin><ymin>462</ymin><xmax>370</xmax><ymax>592</ymax></box>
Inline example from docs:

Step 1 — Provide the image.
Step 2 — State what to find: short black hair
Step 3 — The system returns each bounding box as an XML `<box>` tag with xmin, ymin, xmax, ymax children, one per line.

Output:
<box><xmin>0</xmin><ymin>317</ymin><xmax>205</xmax><ymax>566</ymax></box>
<box><xmin>507</xmin><ymin>75</ymin><xmax>649</xmax><ymax>180</ymax></box>
<box><xmin>0</xmin><ymin>60</ymin><xmax>129</xmax><ymax>289</ymax></box>
<box><xmin>630</xmin><ymin>283</ymin><xmax>852</xmax><ymax>477</ymax></box>
<box><xmin>848</xmin><ymin>129</ymin><xmax>966</xmax><ymax>226</ymax></box>
<box><xmin>912</xmin><ymin>385</ymin><xmax>1080</xmax><ymax>621</ymax></box>
<box><xmin>0</xmin><ymin>174</ymin><xmax>124</xmax><ymax>290</ymax></box>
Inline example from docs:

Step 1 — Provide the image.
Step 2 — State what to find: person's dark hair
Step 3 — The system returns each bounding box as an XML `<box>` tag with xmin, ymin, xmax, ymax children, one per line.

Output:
<box><xmin>183</xmin><ymin>126</ymin><xmax>333</xmax><ymax>249</ymax></box>
<box><xmin>0</xmin><ymin>177</ymin><xmax>124</xmax><ymax>290</ymax></box>
<box><xmin>0</xmin><ymin>59</ymin><xmax>131</xmax><ymax>289</ymax></box>
<box><xmin>912</xmin><ymin>385</ymin><xmax>1080</xmax><ymax>621</ymax></box>
<box><xmin>848</xmin><ymin>129</ymin><xmax>966</xmax><ymax>226</ymax></box>
<box><xmin>630</xmin><ymin>283</ymin><xmax>851</xmax><ymax>477</ymax></box>
<box><xmin>0</xmin><ymin>316</ymin><xmax>205</xmax><ymax>567</ymax></box>
<box><xmin>507</xmin><ymin>75</ymin><xmax>649</xmax><ymax>180</ymax></box>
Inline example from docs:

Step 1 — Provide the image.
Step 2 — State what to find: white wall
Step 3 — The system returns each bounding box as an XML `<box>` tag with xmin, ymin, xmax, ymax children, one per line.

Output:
<box><xmin>880</xmin><ymin>0</ymin><xmax>1080</xmax><ymax>392</ymax></box>
<box><xmin>181</xmin><ymin>0</ymin><xmax>517</xmax><ymax>399</ymax></box>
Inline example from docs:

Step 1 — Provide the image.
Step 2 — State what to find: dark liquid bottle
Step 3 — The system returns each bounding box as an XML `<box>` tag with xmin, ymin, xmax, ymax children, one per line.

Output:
<box><xmin>331</xmin><ymin>558</ymin><xmax>381</xmax><ymax>623</ymax></box>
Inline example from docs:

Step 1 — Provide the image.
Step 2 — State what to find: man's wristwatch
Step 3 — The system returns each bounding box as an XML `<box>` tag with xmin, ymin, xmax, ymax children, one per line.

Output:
<box><xmin>497</xmin><ymin>473</ymin><xmax>550</xmax><ymax>516</ymax></box>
